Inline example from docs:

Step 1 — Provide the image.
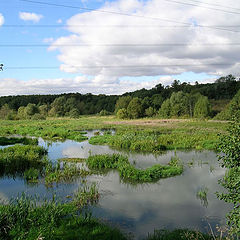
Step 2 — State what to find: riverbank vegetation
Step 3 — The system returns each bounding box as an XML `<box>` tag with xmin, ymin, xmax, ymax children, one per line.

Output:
<box><xmin>0</xmin><ymin>192</ymin><xmax>128</xmax><ymax>240</ymax></box>
<box><xmin>0</xmin><ymin>145</ymin><xmax>47</xmax><ymax>177</ymax></box>
<box><xmin>0</xmin><ymin>136</ymin><xmax>38</xmax><ymax>146</ymax></box>
<box><xmin>217</xmin><ymin>119</ymin><xmax>240</xmax><ymax>236</ymax></box>
<box><xmin>86</xmin><ymin>154</ymin><xmax>183</xmax><ymax>183</ymax></box>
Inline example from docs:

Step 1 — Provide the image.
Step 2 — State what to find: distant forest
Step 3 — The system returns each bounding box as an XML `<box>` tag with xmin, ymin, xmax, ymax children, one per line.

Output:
<box><xmin>0</xmin><ymin>74</ymin><xmax>239</xmax><ymax>120</ymax></box>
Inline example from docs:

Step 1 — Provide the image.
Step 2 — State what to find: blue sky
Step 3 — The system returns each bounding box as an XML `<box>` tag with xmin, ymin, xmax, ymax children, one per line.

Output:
<box><xmin>0</xmin><ymin>0</ymin><xmax>239</xmax><ymax>96</ymax></box>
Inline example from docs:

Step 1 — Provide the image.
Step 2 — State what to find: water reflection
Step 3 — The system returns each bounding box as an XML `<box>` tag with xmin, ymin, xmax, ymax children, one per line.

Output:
<box><xmin>0</xmin><ymin>132</ymin><xmax>231</xmax><ymax>239</ymax></box>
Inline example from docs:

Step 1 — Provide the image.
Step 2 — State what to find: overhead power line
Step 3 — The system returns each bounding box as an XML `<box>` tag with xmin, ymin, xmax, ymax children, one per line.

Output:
<box><xmin>161</xmin><ymin>0</ymin><xmax>240</xmax><ymax>15</ymax></box>
<box><xmin>2</xmin><ymin>24</ymin><xmax>240</xmax><ymax>28</ymax></box>
<box><xmin>1</xmin><ymin>43</ymin><xmax>240</xmax><ymax>47</ymax></box>
<box><xmin>187</xmin><ymin>0</ymin><xmax>240</xmax><ymax>12</ymax></box>
<box><xmin>18</xmin><ymin>0</ymin><xmax>240</xmax><ymax>33</ymax></box>
<box><xmin>4</xmin><ymin>63</ymin><xmax>235</xmax><ymax>70</ymax></box>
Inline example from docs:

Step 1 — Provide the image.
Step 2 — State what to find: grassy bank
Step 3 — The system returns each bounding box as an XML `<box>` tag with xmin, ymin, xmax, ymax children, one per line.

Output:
<box><xmin>86</xmin><ymin>154</ymin><xmax>183</xmax><ymax>182</ymax></box>
<box><xmin>0</xmin><ymin>136</ymin><xmax>38</xmax><ymax>146</ymax></box>
<box><xmin>89</xmin><ymin>128</ymin><xmax>218</xmax><ymax>152</ymax></box>
<box><xmin>0</xmin><ymin>192</ymin><xmax>127</xmax><ymax>240</ymax></box>
<box><xmin>0</xmin><ymin>117</ymin><xmax>227</xmax><ymax>148</ymax></box>
<box><xmin>0</xmin><ymin>145</ymin><xmax>47</xmax><ymax>177</ymax></box>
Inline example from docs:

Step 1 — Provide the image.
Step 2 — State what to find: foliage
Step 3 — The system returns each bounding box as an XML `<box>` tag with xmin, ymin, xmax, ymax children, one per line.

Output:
<box><xmin>44</xmin><ymin>160</ymin><xmax>90</xmax><ymax>185</ymax></box>
<box><xmin>23</xmin><ymin>168</ymin><xmax>40</xmax><ymax>181</ymax></box>
<box><xmin>86</xmin><ymin>154</ymin><xmax>183</xmax><ymax>183</ymax></box>
<box><xmin>0</xmin><ymin>145</ymin><xmax>47</xmax><ymax>177</ymax></box>
<box><xmin>0</xmin><ymin>137</ymin><xmax>38</xmax><ymax>146</ymax></box>
<box><xmin>0</xmin><ymin>75</ymin><xmax>239</xmax><ymax>120</ymax></box>
<box><xmin>0</xmin><ymin>104</ymin><xmax>16</xmax><ymax>120</ymax></box>
<box><xmin>145</xmin><ymin>106</ymin><xmax>155</xmax><ymax>117</ymax></box>
<box><xmin>0</xmin><ymin>195</ymin><xmax>128</xmax><ymax>240</ymax></box>
<box><xmin>217</xmin><ymin>119</ymin><xmax>240</xmax><ymax>236</ymax></box>
<box><xmin>90</xmin><ymin>128</ymin><xmax>218</xmax><ymax>153</ymax></box>
<box><xmin>169</xmin><ymin>91</ymin><xmax>189</xmax><ymax>117</ymax></box>
<box><xmin>194</xmin><ymin>96</ymin><xmax>211</xmax><ymax>118</ymax></box>
<box><xmin>116</xmin><ymin>108</ymin><xmax>128</xmax><ymax>119</ymax></box>
<box><xmin>127</xmin><ymin>97</ymin><xmax>143</xmax><ymax>119</ymax></box>
<box><xmin>158</xmin><ymin>99</ymin><xmax>171</xmax><ymax>118</ymax></box>
<box><xmin>99</xmin><ymin>109</ymin><xmax>111</xmax><ymax>116</ymax></box>
<box><xmin>73</xmin><ymin>183</ymin><xmax>100</xmax><ymax>208</ymax></box>
<box><xmin>215</xmin><ymin>89</ymin><xmax>240</xmax><ymax>120</ymax></box>
<box><xmin>115</xmin><ymin>96</ymin><xmax>132</xmax><ymax>113</ymax></box>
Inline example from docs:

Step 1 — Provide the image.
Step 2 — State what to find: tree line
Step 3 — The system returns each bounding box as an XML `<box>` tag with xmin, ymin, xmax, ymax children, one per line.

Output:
<box><xmin>0</xmin><ymin>75</ymin><xmax>239</xmax><ymax>120</ymax></box>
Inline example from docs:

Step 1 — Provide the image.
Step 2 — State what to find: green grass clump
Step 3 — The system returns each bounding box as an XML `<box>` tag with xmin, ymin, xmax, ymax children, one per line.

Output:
<box><xmin>0</xmin><ymin>194</ymin><xmax>128</xmax><ymax>240</ymax></box>
<box><xmin>89</xmin><ymin>129</ymin><xmax>218</xmax><ymax>153</ymax></box>
<box><xmin>0</xmin><ymin>145</ymin><xmax>47</xmax><ymax>177</ymax></box>
<box><xmin>0</xmin><ymin>136</ymin><xmax>38</xmax><ymax>146</ymax></box>
<box><xmin>86</xmin><ymin>154</ymin><xmax>183</xmax><ymax>183</ymax></box>
<box><xmin>89</xmin><ymin>134</ymin><xmax>113</xmax><ymax>145</ymax></box>
<box><xmin>23</xmin><ymin>168</ymin><xmax>40</xmax><ymax>182</ymax></box>
<box><xmin>59</xmin><ymin>158</ymin><xmax>86</xmax><ymax>163</ymax></box>
<box><xmin>73</xmin><ymin>183</ymin><xmax>100</xmax><ymax>208</ymax></box>
<box><xmin>44</xmin><ymin>161</ymin><xmax>91</xmax><ymax>185</ymax></box>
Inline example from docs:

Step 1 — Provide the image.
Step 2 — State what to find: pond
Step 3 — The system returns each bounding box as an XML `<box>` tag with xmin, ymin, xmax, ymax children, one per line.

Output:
<box><xmin>0</xmin><ymin>130</ymin><xmax>231</xmax><ymax>239</ymax></box>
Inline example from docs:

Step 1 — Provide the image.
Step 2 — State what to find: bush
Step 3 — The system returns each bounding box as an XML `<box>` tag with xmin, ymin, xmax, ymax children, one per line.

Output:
<box><xmin>116</xmin><ymin>108</ymin><xmax>128</xmax><ymax>119</ymax></box>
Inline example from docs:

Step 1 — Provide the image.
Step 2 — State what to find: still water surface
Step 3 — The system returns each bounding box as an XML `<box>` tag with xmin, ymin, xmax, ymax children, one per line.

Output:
<box><xmin>0</xmin><ymin>131</ymin><xmax>231</xmax><ymax>239</ymax></box>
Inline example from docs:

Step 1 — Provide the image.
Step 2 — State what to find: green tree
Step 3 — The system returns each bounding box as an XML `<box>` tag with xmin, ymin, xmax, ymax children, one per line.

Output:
<box><xmin>0</xmin><ymin>104</ymin><xmax>12</xmax><ymax>119</ymax></box>
<box><xmin>169</xmin><ymin>91</ymin><xmax>189</xmax><ymax>117</ymax></box>
<box><xmin>68</xmin><ymin>108</ymin><xmax>79</xmax><ymax>118</ymax></box>
<box><xmin>50</xmin><ymin>97</ymin><xmax>66</xmax><ymax>117</ymax></box>
<box><xmin>17</xmin><ymin>106</ymin><xmax>27</xmax><ymax>119</ymax></box>
<box><xmin>115</xmin><ymin>96</ymin><xmax>132</xmax><ymax>113</ymax></box>
<box><xmin>39</xmin><ymin>104</ymin><xmax>48</xmax><ymax>117</ymax></box>
<box><xmin>25</xmin><ymin>103</ymin><xmax>39</xmax><ymax>116</ymax></box>
<box><xmin>127</xmin><ymin>98</ymin><xmax>143</xmax><ymax>119</ymax></box>
<box><xmin>145</xmin><ymin>107</ymin><xmax>155</xmax><ymax>117</ymax></box>
<box><xmin>158</xmin><ymin>99</ymin><xmax>171</xmax><ymax>118</ymax></box>
<box><xmin>151</xmin><ymin>94</ymin><xmax>163</xmax><ymax>110</ymax></box>
<box><xmin>217</xmin><ymin>119</ymin><xmax>240</xmax><ymax>236</ymax></box>
<box><xmin>194</xmin><ymin>96</ymin><xmax>211</xmax><ymax>118</ymax></box>
<box><xmin>116</xmin><ymin>108</ymin><xmax>128</xmax><ymax>119</ymax></box>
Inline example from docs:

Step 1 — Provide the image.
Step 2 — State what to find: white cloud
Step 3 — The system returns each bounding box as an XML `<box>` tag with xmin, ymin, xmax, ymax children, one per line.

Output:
<box><xmin>0</xmin><ymin>13</ymin><xmax>4</xmax><ymax>26</ymax></box>
<box><xmin>0</xmin><ymin>75</ymin><xmax>174</xmax><ymax>96</ymax></box>
<box><xmin>19</xmin><ymin>12</ymin><xmax>43</xmax><ymax>22</ymax></box>
<box><xmin>48</xmin><ymin>0</ymin><xmax>240</xmax><ymax>86</ymax></box>
<box><xmin>57</xmin><ymin>19</ymin><xmax>62</xmax><ymax>24</ymax></box>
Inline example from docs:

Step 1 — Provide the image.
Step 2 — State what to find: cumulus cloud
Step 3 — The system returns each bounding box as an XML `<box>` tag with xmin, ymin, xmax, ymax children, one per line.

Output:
<box><xmin>48</xmin><ymin>0</ymin><xmax>240</xmax><ymax>86</ymax></box>
<box><xmin>19</xmin><ymin>12</ymin><xmax>43</xmax><ymax>22</ymax></box>
<box><xmin>0</xmin><ymin>13</ymin><xmax>4</xmax><ymax>26</ymax></box>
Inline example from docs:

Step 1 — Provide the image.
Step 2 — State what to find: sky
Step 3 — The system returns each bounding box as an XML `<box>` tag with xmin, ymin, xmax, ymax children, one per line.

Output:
<box><xmin>0</xmin><ymin>0</ymin><xmax>240</xmax><ymax>96</ymax></box>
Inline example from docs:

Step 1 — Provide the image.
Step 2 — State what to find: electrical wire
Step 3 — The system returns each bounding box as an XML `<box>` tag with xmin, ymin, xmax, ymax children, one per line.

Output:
<box><xmin>4</xmin><ymin>63</ymin><xmax>235</xmax><ymax>70</ymax></box>
<box><xmin>18</xmin><ymin>0</ymin><xmax>240</xmax><ymax>33</ymax></box>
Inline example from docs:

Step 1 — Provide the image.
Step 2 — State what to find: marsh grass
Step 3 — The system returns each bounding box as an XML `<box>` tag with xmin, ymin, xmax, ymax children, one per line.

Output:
<box><xmin>0</xmin><ymin>194</ymin><xmax>128</xmax><ymax>240</ymax></box>
<box><xmin>44</xmin><ymin>160</ymin><xmax>91</xmax><ymax>185</ymax></box>
<box><xmin>196</xmin><ymin>187</ymin><xmax>209</xmax><ymax>208</ymax></box>
<box><xmin>0</xmin><ymin>117</ymin><xmax>226</xmax><ymax>151</ymax></box>
<box><xmin>0</xmin><ymin>136</ymin><xmax>38</xmax><ymax>146</ymax></box>
<box><xmin>89</xmin><ymin>129</ymin><xmax>218</xmax><ymax>153</ymax></box>
<box><xmin>0</xmin><ymin>145</ymin><xmax>47</xmax><ymax>177</ymax></box>
<box><xmin>59</xmin><ymin>158</ymin><xmax>86</xmax><ymax>163</ymax></box>
<box><xmin>23</xmin><ymin>168</ymin><xmax>40</xmax><ymax>182</ymax></box>
<box><xmin>86</xmin><ymin>154</ymin><xmax>183</xmax><ymax>183</ymax></box>
<box><xmin>73</xmin><ymin>182</ymin><xmax>100</xmax><ymax>208</ymax></box>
